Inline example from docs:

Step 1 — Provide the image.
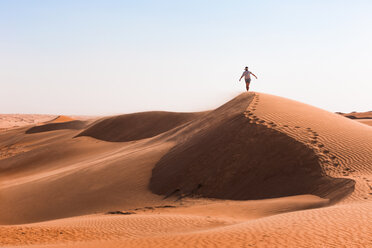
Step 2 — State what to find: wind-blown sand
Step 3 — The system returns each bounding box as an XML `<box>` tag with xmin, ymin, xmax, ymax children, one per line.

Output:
<box><xmin>0</xmin><ymin>92</ymin><xmax>371</xmax><ymax>247</ymax></box>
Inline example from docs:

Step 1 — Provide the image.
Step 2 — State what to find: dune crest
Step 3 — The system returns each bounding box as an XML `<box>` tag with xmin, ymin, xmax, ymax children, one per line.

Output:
<box><xmin>77</xmin><ymin>111</ymin><xmax>206</xmax><ymax>142</ymax></box>
<box><xmin>25</xmin><ymin>120</ymin><xmax>87</xmax><ymax>134</ymax></box>
<box><xmin>47</xmin><ymin>115</ymin><xmax>75</xmax><ymax>123</ymax></box>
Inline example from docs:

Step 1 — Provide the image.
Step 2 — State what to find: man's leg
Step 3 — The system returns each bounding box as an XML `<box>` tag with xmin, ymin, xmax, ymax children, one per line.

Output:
<box><xmin>245</xmin><ymin>78</ymin><xmax>251</xmax><ymax>91</ymax></box>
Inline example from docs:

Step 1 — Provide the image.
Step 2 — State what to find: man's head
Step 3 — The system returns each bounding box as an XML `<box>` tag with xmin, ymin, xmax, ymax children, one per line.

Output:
<box><xmin>245</xmin><ymin>66</ymin><xmax>248</xmax><ymax>71</ymax></box>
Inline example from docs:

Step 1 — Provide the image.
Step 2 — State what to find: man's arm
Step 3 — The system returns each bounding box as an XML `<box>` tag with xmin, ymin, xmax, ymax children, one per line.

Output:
<box><xmin>239</xmin><ymin>72</ymin><xmax>244</xmax><ymax>81</ymax></box>
<box><xmin>250</xmin><ymin>72</ymin><xmax>258</xmax><ymax>79</ymax></box>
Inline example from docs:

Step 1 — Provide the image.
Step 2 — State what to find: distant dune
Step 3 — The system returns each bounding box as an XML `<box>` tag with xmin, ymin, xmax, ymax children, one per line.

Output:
<box><xmin>0</xmin><ymin>92</ymin><xmax>371</xmax><ymax>247</ymax></box>
<box><xmin>337</xmin><ymin>111</ymin><xmax>372</xmax><ymax>127</ymax></box>
<box><xmin>47</xmin><ymin>115</ymin><xmax>76</xmax><ymax>123</ymax></box>
<box><xmin>0</xmin><ymin>114</ymin><xmax>56</xmax><ymax>130</ymax></box>
<box><xmin>338</xmin><ymin>110</ymin><xmax>372</xmax><ymax>119</ymax></box>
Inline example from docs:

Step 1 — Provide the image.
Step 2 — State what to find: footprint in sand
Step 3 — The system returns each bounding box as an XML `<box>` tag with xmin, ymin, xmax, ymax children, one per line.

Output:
<box><xmin>345</xmin><ymin>168</ymin><xmax>355</xmax><ymax>173</ymax></box>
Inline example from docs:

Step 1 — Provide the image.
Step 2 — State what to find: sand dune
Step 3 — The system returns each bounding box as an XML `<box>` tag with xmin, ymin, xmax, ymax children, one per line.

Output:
<box><xmin>0</xmin><ymin>92</ymin><xmax>371</xmax><ymax>247</ymax></box>
<box><xmin>77</xmin><ymin>111</ymin><xmax>207</xmax><ymax>142</ymax></box>
<box><xmin>47</xmin><ymin>115</ymin><xmax>76</xmax><ymax>123</ymax></box>
<box><xmin>150</xmin><ymin>94</ymin><xmax>354</xmax><ymax>202</ymax></box>
<box><xmin>358</xmin><ymin>119</ymin><xmax>372</xmax><ymax>126</ymax></box>
<box><xmin>245</xmin><ymin>93</ymin><xmax>372</xmax><ymax>201</ymax></box>
<box><xmin>0</xmin><ymin>114</ymin><xmax>56</xmax><ymax>130</ymax></box>
<box><xmin>339</xmin><ymin>110</ymin><xmax>372</xmax><ymax>119</ymax></box>
<box><xmin>337</xmin><ymin>111</ymin><xmax>372</xmax><ymax>127</ymax></box>
<box><xmin>26</xmin><ymin>120</ymin><xmax>87</xmax><ymax>134</ymax></box>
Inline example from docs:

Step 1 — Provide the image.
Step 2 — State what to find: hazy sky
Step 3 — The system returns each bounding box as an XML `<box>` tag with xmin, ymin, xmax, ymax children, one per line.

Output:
<box><xmin>1</xmin><ymin>0</ymin><xmax>371</xmax><ymax>115</ymax></box>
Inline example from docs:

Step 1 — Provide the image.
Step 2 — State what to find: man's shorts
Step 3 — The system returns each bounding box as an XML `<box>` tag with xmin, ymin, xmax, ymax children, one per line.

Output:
<box><xmin>245</xmin><ymin>78</ymin><xmax>251</xmax><ymax>84</ymax></box>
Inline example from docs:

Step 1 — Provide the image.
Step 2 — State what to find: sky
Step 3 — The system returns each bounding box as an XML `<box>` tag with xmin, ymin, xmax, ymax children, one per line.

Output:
<box><xmin>1</xmin><ymin>0</ymin><xmax>371</xmax><ymax>115</ymax></box>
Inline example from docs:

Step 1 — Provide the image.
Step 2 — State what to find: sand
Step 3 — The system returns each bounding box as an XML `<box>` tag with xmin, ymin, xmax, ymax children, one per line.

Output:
<box><xmin>339</xmin><ymin>111</ymin><xmax>372</xmax><ymax>119</ymax></box>
<box><xmin>0</xmin><ymin>92</ymin><xmax>371</xmax><ymax>247</ymax></box>
<box><xmin>358</xmin><ymin>119</ymin><xmax>372</xmax><ymax>126</ymax></box>
<box><xmin>338</xmin><ymin>111</ymin><xmax>372</xmax><ymax>127</ymax></box>
<box><xmin>0</xmin><ymin>114</ymin><xmax>56</xmax><ymax>131</ymax></box>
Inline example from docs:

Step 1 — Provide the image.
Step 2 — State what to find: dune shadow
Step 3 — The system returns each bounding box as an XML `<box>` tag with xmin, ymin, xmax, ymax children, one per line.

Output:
<box><xmin>150</xmin><ymin>112</ymin><xmax>355</xmax><ymax>204</ymax></box>
<box><xmin>25</xmin><ymin>121</ymin><xmax>87</xmax><ymax>134</ymax></box>
<box><xmin>76</xmin><ymin>111</ymin><xmax>206</xmax><ymax>142</ymax></box>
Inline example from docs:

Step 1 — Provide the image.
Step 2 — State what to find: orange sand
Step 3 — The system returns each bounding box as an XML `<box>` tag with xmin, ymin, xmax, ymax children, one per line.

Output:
<box><xmin>339</xmin><ymin>111</ymin><xmax>372</xmax><ymax>119</ymax></box>
<box><xmin>46</xmin><ymin>115</ymin><xmax>83</xmax><ymax>124</ymax></box>
<box><xmin>0</xmin><ymin>92</ymin><xmax>371</xmax><ymax>247</ymax></box>
<box><xmin>357</xmin><ymin>119</ymin><xmax>372</xmax><ymax>127</ymax></box>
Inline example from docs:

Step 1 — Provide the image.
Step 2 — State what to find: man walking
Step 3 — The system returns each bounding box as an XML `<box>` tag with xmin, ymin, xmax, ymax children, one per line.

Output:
<box><xmin>239</xmin><ymin>66</ymin><xmax>258</xmax><ymax>91</ymax></box>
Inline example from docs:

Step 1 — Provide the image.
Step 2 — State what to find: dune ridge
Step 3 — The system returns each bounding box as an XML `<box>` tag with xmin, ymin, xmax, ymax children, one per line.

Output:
<box><xmin>150</xmin><ymin>93</ymin><xmax>354</xmax><ymax>203</ymax></box>
<box><xmin>47</xmin><ymin>115</ymin><xmax>75</xmax><ymax>123</ymax></box>
<box><xmin>77</xmin><ymin>111</ymin><xmax>207</xmax><ymax>142</ymax></box>
<box><xmin>25</xmin><ymin>121</ymin><xmax>87</xmax><ymax>134</ymax></box>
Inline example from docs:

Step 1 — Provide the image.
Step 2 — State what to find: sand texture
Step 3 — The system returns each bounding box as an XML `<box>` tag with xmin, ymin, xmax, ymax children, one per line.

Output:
<box><xmin>0</xmin><ymin>92</ymin><xmax>371</xmax><ymax>247</ymax></box>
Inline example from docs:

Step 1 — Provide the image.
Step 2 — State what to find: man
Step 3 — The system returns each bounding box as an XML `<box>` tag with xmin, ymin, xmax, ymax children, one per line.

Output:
<box><xmin>239</xmin><ymin>66</ymin><xmax>258</xmax><ymax>91</ymax></box>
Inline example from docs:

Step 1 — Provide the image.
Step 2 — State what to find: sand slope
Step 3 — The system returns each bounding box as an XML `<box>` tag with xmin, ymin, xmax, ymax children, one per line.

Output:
<box><xmin>150</xmin><ymin>94</ymin><xmax>354</xmax><ymax>202</ymax></box>
<box><xmin>358</xmin><ymin>119</ymin><xmax>372</xmax><ymax>126</ymax></box>
<box><xmin>77</xmin><ymin>111</ymin><xmax>207</xmax><ymax>142</ymax></box>
<box><xmin>245</xmin><ymin>93</ymin><xmax>372</xmax><ymax>201</ymax></box>
<box><xmin>0</xmin><ymin>92</ymin><xmax>371</xmax><ymax>247</ymax></box>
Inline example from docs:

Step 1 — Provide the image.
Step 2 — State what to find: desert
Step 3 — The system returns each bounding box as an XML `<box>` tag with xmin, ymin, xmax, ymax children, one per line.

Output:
<box><xmin>1</xmin><ymin>92</ymin><xmax>371</xmax><ymax>247</ymax></box>
<box><xmin>2</xmin><ymin>0</ymin><xmax>372</xmax><ymax>246</ymax></box>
